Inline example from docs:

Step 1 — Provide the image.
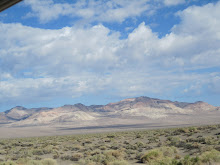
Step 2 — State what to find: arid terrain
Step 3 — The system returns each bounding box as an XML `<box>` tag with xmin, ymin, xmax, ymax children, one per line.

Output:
<box><xmin>0</xmin><ymin>96</ymin><xmax>220</xmax><ymax>138</ymax></box>
<box><xmin>0</xmin><ymin>97</ymin><xmax>220</xmax><ymax>164</ymax></box>
<box><xmin>0</xmin><ymin>124</ymin><xmax>220</xmax><ymax>165</ymax></box>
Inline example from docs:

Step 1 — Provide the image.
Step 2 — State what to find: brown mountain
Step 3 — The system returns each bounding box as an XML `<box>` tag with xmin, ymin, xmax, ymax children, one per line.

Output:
<box><xmin>0</xmin><ymin>96</ymin><xmax>219</xmax><ymax>127</ymax></box>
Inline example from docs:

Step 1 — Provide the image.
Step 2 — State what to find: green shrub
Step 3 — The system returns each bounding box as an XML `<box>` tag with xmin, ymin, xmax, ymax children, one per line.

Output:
<box><xmin>99</xmin><ymin>145</ymin><xmax>107</xmax><ymax>150</ymax></box>
<box><xmin>32</xmin><ymin>149</ymin><xmax>44</xmax><ymax>156</ymax></box>
<box><xmin>188</xmin><ymin>127</ymin><xmax>198</xmax><ymax>133</ymax></box>
<box><xmin>0</xmin><ymin>161</ymin><xmax>16</xmax><ymax>165</ymax></box>
<box><xmin>180</xmin><ymin>155</ymin><xmax>201</xmax><ymax>165</ymax></box>
<box><xmin>200</xmin><ymin>149</ymin><xmax>220</xmax><ymax>163</ymax></box>
<box><xmin>0</xmin><ymin>150</ymin><xmax>7</xmax><ymax>155</ymax></box>
<box><xmin>25</xmin><ymin>160</ymin><xmax>42</xmax><ymax>165</ymax></box>
<box><xmin>104</xmin><ymin>150</ymin><xmax>125</xmax><ymax>160</ymax></box>
<box><xmin>40</xmin><ymin>159</ymin><xmax>57</xmax><ymax>165</ymax></box>
<box><xmin>135</xmin><ymin>141</ymin><xmax>144</xmax><ymax>148</ymax></box>
<box><xmin>141</xmin><ymin>150</ymin><xmax>163</xmax><ymax>163</ymax></box>
<box><xmin>108</xmin><ymin>160</ymin><xmax>128</xmax><ymax>165</ymax></box>
<box><xmin>107</xmin><ymin>135</ymin><xmax>116</xmax><ymax>138</ymax></box>
<box><xmin>140</xmin><ymin>147</ymin><xmax>178</xmax><ymax>164</ymax></box>
<box><xmin>167</xmin><ymin>136</ymin><xmax>182</xmax><ymax>146</ymax></box>
<box><xmin>70</xmin><ymin>153</ymin><xmax>83</xmax><ymax>161</ymax></box>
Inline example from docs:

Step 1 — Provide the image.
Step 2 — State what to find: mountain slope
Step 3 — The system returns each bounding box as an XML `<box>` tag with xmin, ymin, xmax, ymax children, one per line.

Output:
<box><xmin>0</xmin><ymin>96</ymin><xmax>219</xmax><ymax>127</ymax></box>
<box><xmin>93</xmin><ymin>97</ymin><xmax>218</xmax><ymax>118</ymax></box>
<box><xmin>15</xmin><ymin>104</ymin><xmax>100</xmax><ymax>126</ymax></box>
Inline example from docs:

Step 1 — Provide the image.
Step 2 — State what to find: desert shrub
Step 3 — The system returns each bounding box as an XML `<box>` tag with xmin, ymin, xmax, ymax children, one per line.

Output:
<box><xmin>191</xmin><ymin>142</ymin><xmax>200</xmax><ymax>149</ymax></box>
<box><xmin>179</xmin><ymin>155</ymin><xmax>201</xmax><ymax>165</ymax></box>
<box><xmin>141</xmin><ymin>151</ymin><xmax>174</xmax><ymax>165</ymax></box>
<box><xmin>16</xmin><ymin>158</ymin><xmax>31</xmax><ymax>164</ymax></box>
<box><xmin>20</xmin><ymin>143</ymin><xmax>34</xmax><ymax>147</ymax></box>
<box><xmin>141</xmin><ymin>150</ymin><xmax>163</xmax><ymax>163</ymax></box>
<box><xmin>0</xmin><ymin>161</ymin><xmax>16</xmax><ymax>165</ymax></box>
<box><xmin>0</xmin><ymin>141</ymin><xmax>6</xmax><ymax>145</ymax></box>
<box><xmin>182</xmin><ymin>142</ymin><xmax>200</xmax><ymax>150</ymax></box>
<box><xmin>42</xmin><ymin>146</ymin><xmax>53</xmax><ymax>154</ymax></box>
<box><xmin>200</xmin><ymin>149</ymin><xmax>220</xmax><ymax>163</ymax></box>
<box><xmin>60</xmin><ymin>154</ymin><xmax>70</xmax><ymax>160</ymax></box>
<box><xmin>86</xmin><ymin>149</ymin><xmax>126</xmax><ymax>165</ymax></box>
<box><xmin>160</xmin><ymin>146</ymin><xmax>178</xmax><ymax>157</ymax></box>
<box><xmin>77</xmin><ymin>159</ymin><xmax>96</xmax><ymax>165</ymax></box>
<box><xmin>199</xmin><ymin>146</ymin><xmax>214</xmax><ymax>153</ymax></box>
<box><xmin>40</xmin><ymin>159</ymin><xmax>57</xmax><ymax>165</ymax></box>
<box><xmin>25</xmin><ymin>160</ymin><xmax>42</xmax><ymax>165</ymax></box>
<box><xmin>125</xmin><ymin>144</ymin><xmax>137</xmax><ymax>150</ymax></box>
<box><xmin>72</xmin><ymin>144</ymin><xmax>83</xmax><ymax>151</ymax></box>
<box><xmin>107</xmin><ymin>135</ymin><xmax>116</xmax><ymax>138</ymax></box>
<box><xmin>90</xmin><ymin>149</ymin><xmax>101</xmax><ymax>156</ymax></box>
<box><xmin>0</xmin><ymin>150</ymin><xmax>6</xmax><ymax>155</ymax></box>
<box><xmin>89</xmin><ymin>154</ymin><xmax>107</xmax><ymax>163</ymax></box>
<box><xmin>135</xmin><ymin>134</ymin><xmax>142</xmax><ymax>138</ymax></box>
<box><xmin>104</xmin><ymin>150</ymin><xmax>125</xmax><ymax>160</ymax></box>
<box><xmin>188</xmin><ymin>127</ymin><xmax>198</xmax><ymax>133</ymax></box>
<box><xmin>140</xmin><ymin>147</ymin><xmax>178</xmax><ymax>164</ymax></box>
<box><xmin>52</xmin><ymin>153</ymin><xmax>59</xmax><ymax>159</ymax></box>
<box><xmin>104</xmin><ymin>138</ymin><xmax>112</xmax><ymax>143</ymax></box>
<box><xmin>148</xmin><ymin>137</ymin><xmax>159</xmax><ymax>143</ymax></box>
<box><xmin>196</xmin><ymin>137</ymin><xmax>206</xmax><ymax>144</ymax></box>
<box><xmin>215</xmin><ymin>145</ymin><xmax>220</xmax><ymax>152</ymax></box>
<box><xmin>175</xmin><ymin>128</ymin><xmax>189</xmax><ymax>134</ymax></box>
<box><xmin>110</xmin><ymin>143</ymin><xmax>120</xmax><ymax>150</ymax></box>
<box><xmin>205</xmin><ymin>136</ymin><xmax>218</xmax><ymax>145</ymax></box>
<box><xmin>32</xmin><ymin>149</ymin><xmax>44</xmax><ymax>156</ymax></box>
<box><xmin>125</xmin><ymin>149</ymin><xmax>136</xmax><ymax>156</ymax></box>
<box><xmin>186</xmin><ymin>137</ymin><xmax>197</xmax><ymax>143</ymax></box>
<box><xmin>10</xmin><ymin>155</ymin><xmax>21</xmax><ymax>161</ymax></box>
<box><xmin>108</xmin><ymin>160</ymin><xmax>128</xmax><ymax>165</ymax></box>
<box><xmin>99</xmin><ymin>145</ymin><xmax>107</xmax><ymax>150</ymax></box>
<box><xmin>208</xmin><ymin>125</ymin><xmax>218</xmax><ymax>130</ymax></box>
<box><xmin>135</xmin><ymin>141</ymin><xmax>144</xmax><ymax>148</ymax></box>
<box><xmin>167</xmin><ymin>136</ymin><xmax>182</xmax><ymax>146</ymax></box>
<box><xmin>84</xmin><ymin>140</ymin><xmax>92</xmax><ymax>144</ymax></box>
<box><xmin>70</xmin><ymin>153</ymin><xmax>83</xmax><ymax>161</ymax></box>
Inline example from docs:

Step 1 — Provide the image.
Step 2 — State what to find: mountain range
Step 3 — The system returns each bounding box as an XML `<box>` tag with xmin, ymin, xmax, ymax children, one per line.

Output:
<box><xmin>0</xmin><ymin>96</ymin><xmax>220</xmax><ymax>127</ymax></box>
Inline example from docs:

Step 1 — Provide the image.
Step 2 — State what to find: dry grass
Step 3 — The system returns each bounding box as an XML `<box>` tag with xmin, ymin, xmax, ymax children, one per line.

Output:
<box><xmin>0</xmin><ymin>124</ymin><xmax>220</xmax><ymax>164</ymax></box>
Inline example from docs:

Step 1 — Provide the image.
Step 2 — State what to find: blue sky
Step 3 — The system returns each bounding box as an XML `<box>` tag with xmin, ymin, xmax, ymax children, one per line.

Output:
<box><xmin>0</xmin><ymin>0</ymin><xmax>220</xmax><ymax>111</ymax></box>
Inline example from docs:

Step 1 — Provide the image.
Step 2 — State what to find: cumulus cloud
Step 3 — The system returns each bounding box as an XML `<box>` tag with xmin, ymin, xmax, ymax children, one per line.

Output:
<box><xmin>162</xmin><ymin>1</ymin><xmax>220</xmax><ymax>69</ymax></box>
<box><xmin>1</xmin><ymin>1</ymin><xmax>220</xmax><ymax>106</ymax></box>
<box><xmin>0</xmin><ymin>23</ymin><xmax>122</xmax><ymax>78</ymax></box>
<box><xmin>24</xmin><ymin>0</ymin><xmax>151</xmax><ymax>23</ymax></box>
<box><xmin>23</xmin><ymin>0</ymin><xmax>190</xmax><ymax>24</ymax></box>
<box><xmin>24</xmin><ymin>0</ymin><xmax>74</xmax><ymax>23</ymax></box>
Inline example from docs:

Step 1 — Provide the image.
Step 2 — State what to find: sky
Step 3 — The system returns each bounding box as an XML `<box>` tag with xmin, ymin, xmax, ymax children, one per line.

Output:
<box><xmin>0</xmin><ymin>0</ymin><xmax>220</xmax><ymax>111</ymax></box>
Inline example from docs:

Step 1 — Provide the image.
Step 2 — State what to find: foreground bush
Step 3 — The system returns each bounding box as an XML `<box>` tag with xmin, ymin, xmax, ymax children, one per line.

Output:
<box><xmin>140</xmin><ymin>147</ymin><xmax>177</xmax><ymax>164</ymax></box>
<box><xmin>200</xmin><ymin>149</ymin><xmax>220</xmax><ymax>163</ymax></box>
<box><xmin>0</xmin><ymin>158</ymin><xmax>57</xmax><ymax>165</ymax></box>
<box><xmin>141</xmin><ymin>148</ymin><xmax>220</xmax><ymax>165</ymax></box>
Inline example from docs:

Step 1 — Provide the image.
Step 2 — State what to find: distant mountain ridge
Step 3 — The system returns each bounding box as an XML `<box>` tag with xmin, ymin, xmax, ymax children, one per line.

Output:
<box><xmin>0</xmin><ymin>96</ymin><xmax>219</xmax><ymax>127</ymax></box>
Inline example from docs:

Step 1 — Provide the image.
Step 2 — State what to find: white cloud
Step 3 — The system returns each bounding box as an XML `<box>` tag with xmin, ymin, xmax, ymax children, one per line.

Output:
<box><xmin>161</xmin><ymin>1</ymin><xmax>220</xmax><ymax>69</ymax></box>
<box><xmin>24</xmin><ymin>0</ymin><xmax>151</xmax><ymax>23</ymax></box>
<box><xmin>24</xmin><ymin>0</ymin><xmax>74</xmax><ymax>23</ymax></box>
<box><xmin>163</xmin><ymin>0</ymin><xmax>186</xmax><ymax>6</ymax></box>
<box><xmin>1</xmin><ymin>1</ymin><xmax>220</xmax><ymax>106</ymax></box>
<box><xmin>0</xmin><ymin>23</ymin><xmax>122</xmax><ymax>77</ymax></box>
<box><xmin>22</xmin><ymin>0</ymin><xmax>191</xmax><ymax>25</ymax></box>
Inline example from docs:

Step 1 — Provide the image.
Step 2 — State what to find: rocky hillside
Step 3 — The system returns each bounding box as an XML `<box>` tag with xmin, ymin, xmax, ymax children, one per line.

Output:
<box><xmin>0</xmin><ymin>96</ymin><xmax>219</xmax><ymax>126</ymax></box>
